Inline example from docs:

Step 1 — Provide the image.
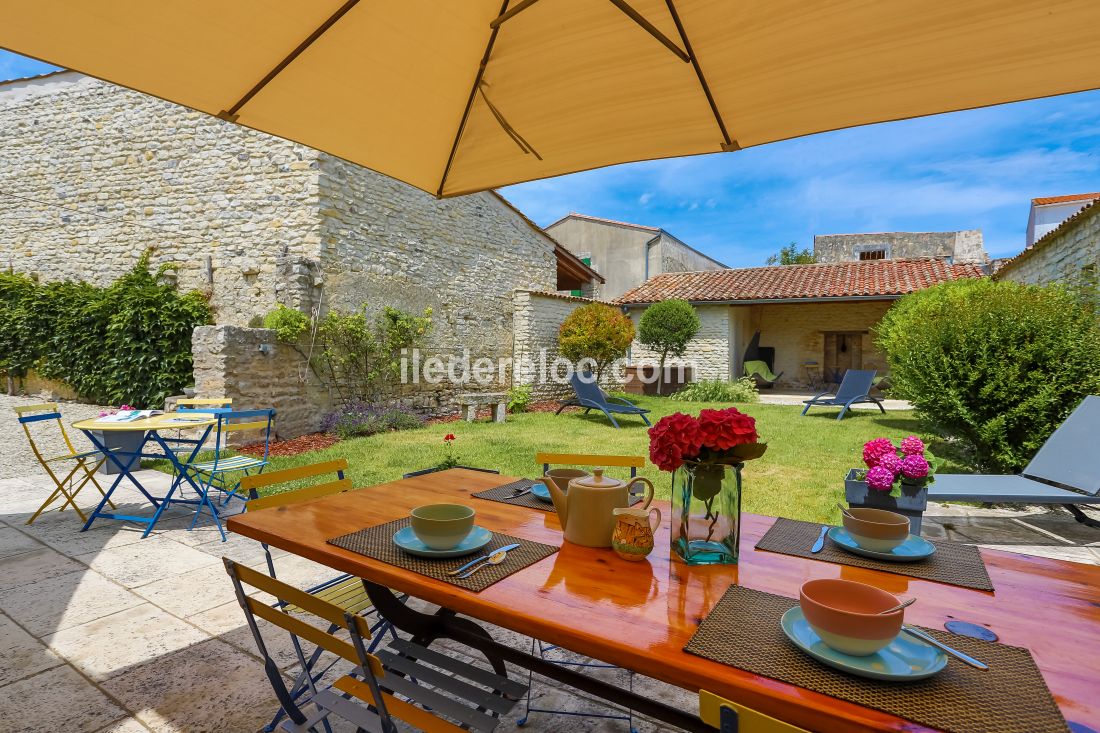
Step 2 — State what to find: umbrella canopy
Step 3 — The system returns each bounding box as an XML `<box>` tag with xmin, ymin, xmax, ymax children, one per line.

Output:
<box><xmin>3</xmin><ymin>1</ymin><xmax>1100</xmax><ymax>197</ymax></box>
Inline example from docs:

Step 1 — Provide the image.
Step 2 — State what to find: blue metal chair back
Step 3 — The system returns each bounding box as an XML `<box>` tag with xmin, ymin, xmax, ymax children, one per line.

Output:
<box><xmin>833</xmin><ymin>369</ymin><xmax>877</xmax><ymax>402</ymax></box>
<box><xmin>207</xmin><ymin>409</ymin><xmax>276</xmax><ymax>471</ymax></box>
<box><xmin>1023</xmin><ymin>395</ymin><xmax>1100</xmax><ymax>495</ymax></box>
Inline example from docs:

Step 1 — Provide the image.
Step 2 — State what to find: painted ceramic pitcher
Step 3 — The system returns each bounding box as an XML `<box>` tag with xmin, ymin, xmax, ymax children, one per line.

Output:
<box><xmin>611</xmin><ymin>505</ymin><xmax>662</xmax><ymax>561</ymax></box>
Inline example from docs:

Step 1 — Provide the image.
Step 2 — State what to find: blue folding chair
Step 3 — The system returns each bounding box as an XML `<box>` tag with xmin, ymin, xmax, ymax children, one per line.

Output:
<box><xmin>556</xmin><ymin>371</ymin><xmax>651</xmax><ymax>428</ymax></box>
<box><xmin>801</xmin><ymin>369</ymin><xmax>884</xmax><ymax>420</ymax></box>
<box><xmin>184</xmin><ymin>408</ymin><xmax>275</xmax><ymax>540</ymax></box>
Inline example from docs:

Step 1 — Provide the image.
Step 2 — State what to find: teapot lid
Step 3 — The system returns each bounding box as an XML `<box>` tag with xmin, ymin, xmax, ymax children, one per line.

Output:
<box><xmin>572</xmin><ymin>468</ymin><xmax>625</xmax><ymax>489</ymax></box>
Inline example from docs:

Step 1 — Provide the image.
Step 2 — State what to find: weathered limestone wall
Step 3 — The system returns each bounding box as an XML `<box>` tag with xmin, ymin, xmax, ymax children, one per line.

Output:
<box><xmin>814</xmin><ymin>231</ymin><xmax>988</xmax><ymax>264</ymax></box>
<box><xmin>512</xmin><ymin>290</ymin><xmax>626</xmax><ymax>399</ymax></box>
<box><xmin>0</xmin><ymin>72</ymin><xmax>323</xmax><ymax>326</ymax></box>
<box><xmin>316</xmin><ymin>157</ymin><xmax>558</xmax><ymax>412</ymax></box>
<box><xmin>628</xmin><ymin>304</ymin><xmax>732</xmax><ymax>381</ymax></box>
<box><xmin>191</xmin><ymin>325</ymin><xmax>330</xmax><ymax>439</ymax></box>
<box><xmin>995</xmin><ymin>203</ymin><xmax>1100</xmax><ymax>285</ymax></box>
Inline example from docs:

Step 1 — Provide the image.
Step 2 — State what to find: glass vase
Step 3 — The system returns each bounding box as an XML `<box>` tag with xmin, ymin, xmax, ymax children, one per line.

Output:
<box><xmin>671</xmin><ymin>460</ymin><xmax>742</xmax><ymax>565</ymax></box>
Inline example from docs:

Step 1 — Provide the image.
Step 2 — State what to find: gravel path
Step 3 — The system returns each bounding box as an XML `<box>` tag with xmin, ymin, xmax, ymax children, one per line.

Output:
<box><xmin>0</xmin><ymin>394</ymin><xmax>112</xmax><ymax>480</ymax></box>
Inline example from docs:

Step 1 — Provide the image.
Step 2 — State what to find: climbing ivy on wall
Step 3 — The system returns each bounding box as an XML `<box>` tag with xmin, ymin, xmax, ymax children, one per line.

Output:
<box><xmin>0</xmin><ymin>251</ymin><xmax>212</xmax><ymax>407</ymax></box>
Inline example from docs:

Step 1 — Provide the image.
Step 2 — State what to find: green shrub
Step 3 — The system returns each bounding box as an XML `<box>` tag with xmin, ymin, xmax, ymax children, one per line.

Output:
<box><xmin>507</xmin><ymin>384</ymin><xmax>532</xmax><ymax>413</ymax></box>
<box><xmin>263</xmin><ymin>304</ymin><xmax>310</xmax><ymax>343</ymax></box>
<box><xmin>558</xmin><ymin>303</ymin><xmax>634</xmax><ymax>381</ymax></box>
<box><xmin>0</xmin><ymin>254</ymin><xmax>211</xmax><ymax>407</ymax></box>
<box><xmin>637</xmin><ymin>299</ymin><xmax>700</xmax><ymax>390</ymax></box>
<box><xmin>875</xmin><ymin>278</ymin><xmax>1100</xmax><ymax>471</ymax></box>
<box><xmin>672</xmin><ymin>377</ymin><xmax>759</xmax><ymax>403</ymax></box>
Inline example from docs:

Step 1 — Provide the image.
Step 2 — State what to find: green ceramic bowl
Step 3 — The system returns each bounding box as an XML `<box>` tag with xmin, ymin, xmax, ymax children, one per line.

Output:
<box><xmin>409</xmin><ymin>503</ymin><xmax>475</xmax><ymax>550</ymax></box>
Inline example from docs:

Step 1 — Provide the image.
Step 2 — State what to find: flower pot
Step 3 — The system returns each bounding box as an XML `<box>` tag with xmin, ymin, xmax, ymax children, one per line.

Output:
<box><xmin>671</xmin><ymin>461</ymin><xmax>742</xmax><ymax>565</ymax></box>
<box><xmin>90</xmin><ymin>430</ymin><xmax>146</xmax><ymax>475</ymax></box>
<box><xmin>844</xmin><ymin>468</ymin><xmax>927</xmax><ymax>534</ymax></box>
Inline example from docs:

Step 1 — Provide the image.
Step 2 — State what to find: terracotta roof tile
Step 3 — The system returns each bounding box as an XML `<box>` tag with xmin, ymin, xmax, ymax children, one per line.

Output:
<box><xmin>1031</xmin><ymin>192</ymin><xmax>1100</xmax><ymax>206</ymax></box>
<box><xmin>616</xmin><ymin>258</ymin><xmax>985</xmax><ymax>304</ymax></box>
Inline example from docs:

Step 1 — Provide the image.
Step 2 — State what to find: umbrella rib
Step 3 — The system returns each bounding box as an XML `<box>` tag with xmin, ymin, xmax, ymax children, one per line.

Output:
<box><xmin>489</xmin><ymin>0</ymin><xmax>543</xmax><ymax>28</ymax></box>
<box><xmin>478</xmin><ymin>82</ymin><xmax>542</xmax><ymax>160</ymax></box>
<box><xmin>218</xmin><ymin>0</ymin><xmax>362</xmax><ymax>121</ymax></box>
<box><xmin>438</xmin><ymin>0</ymin><xmax>512</xmax><ymax>197</ymax></box>
<box><xmin>665</xmin><ymin>0</ymin><xmax>739</xmax><ymax>151</ymax></box>
<box><xmin>607</xmin><ymin>0</ymin><xmax>689</xmax><ymax>63</ymax></box>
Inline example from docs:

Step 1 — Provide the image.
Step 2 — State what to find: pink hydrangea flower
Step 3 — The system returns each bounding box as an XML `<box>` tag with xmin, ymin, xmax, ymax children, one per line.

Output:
<box><xmin>862</xmin><ymin>438</ymin><xmax>896</xmax><ymax>468</ymax></box>
<box><xmin>900</xmin><ymin>454</ymin><xmax>930</xmax><ymax>479</ymax></box>
<box><xmin>865</xmin><ymin>465</ymin><xmax>896</xmax><ymax>491</ymax></box>
<box><xmin>878</xmin><ymin>452</ymin><xmax>901</xmax><ymax>476</ymax></box>
<box><xmin>900</xmin><ymin>435</ymin><xmax>926</xmax><ymax>456</ymax></box>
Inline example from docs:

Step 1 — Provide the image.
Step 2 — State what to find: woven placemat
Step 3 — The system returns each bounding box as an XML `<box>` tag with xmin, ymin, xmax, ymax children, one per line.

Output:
<box><xmin>755</xmin><ymin>518</ymin><xmax>994</xmax><ymax>591</ymax></box>
<box><xmin>327</xmin><ymin>518</ymin><xmax>558</xmax><ymax>592</ymax></box>
<box><xmin>471</xmin><ymin>478</ymin><xmax>644</xmax><ymax>512</ymax></box>
<box><xmin>686</xmin><ymin>585</ymin><xmax>1069</xmax><ymax>733</ymax></box>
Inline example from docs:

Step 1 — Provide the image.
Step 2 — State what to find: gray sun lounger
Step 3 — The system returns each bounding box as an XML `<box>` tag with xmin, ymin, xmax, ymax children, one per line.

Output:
<box><xmin>929</xmin><ymin>395</ymin><xmax>1100</xmax><ymax>528</ymax></box>
<box><xmin>801</xmin><ymin>369</ymin><xmax>885</xmax><ymax>420</ymax></box>
<box><xmin>556</xmin><ymin>371</ymin><xmax>651</xmax><ymax>428</ymax></box>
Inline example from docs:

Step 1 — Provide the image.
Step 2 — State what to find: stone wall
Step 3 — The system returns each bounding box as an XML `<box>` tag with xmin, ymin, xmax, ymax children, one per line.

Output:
<box><xmin>628</xmin><ymin>304</ymin><xmax>732</xmax><ymax>381</ymax></box>
<box><xmin>996</xmin><ymin>203</ymin><xmax>1100</xmax><ymax>285</ymax></box>
<box><xmin>191</xmin><ymin>325</ymin><xmax>330</xmax><ymax>439</ymax></box>
<box><xmin>814</xmin><ymin>231</ymin><xmax>988</xmax><ymax>264</ymax></box>
<box><xmin>0</xmin><ymin>73</ymin><xmax>323</xmax><ymax>327</ymax></box>
<box><xmin>512</xmin><ymin>290</ymin><xmax>625</xmax><ymax>399</ymax></box>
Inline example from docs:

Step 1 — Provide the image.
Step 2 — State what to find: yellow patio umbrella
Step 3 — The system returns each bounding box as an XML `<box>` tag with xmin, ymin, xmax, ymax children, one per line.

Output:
<box><xmin>3</xmin><ymin>1</ymin><xmax>1100</xmax><ymax>198</ymax></box>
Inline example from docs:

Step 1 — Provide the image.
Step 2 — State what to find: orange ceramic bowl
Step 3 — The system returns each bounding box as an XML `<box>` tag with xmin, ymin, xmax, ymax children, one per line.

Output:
<box><xmin>799</xmin><ymin>579</ymin><xmax>904</xmax><ymax>656</ymax></box>
<box><xmin>842</xmin><ymin>507</ymin><xmax>910</xmax><ymax>552</ymax></box>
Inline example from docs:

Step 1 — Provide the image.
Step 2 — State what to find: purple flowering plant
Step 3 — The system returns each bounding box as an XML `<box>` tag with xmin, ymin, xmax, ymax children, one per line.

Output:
<box><xmin>855</xmin><ymin>435</ymin><xmax>938</xmax><ymax>494</ymax></box>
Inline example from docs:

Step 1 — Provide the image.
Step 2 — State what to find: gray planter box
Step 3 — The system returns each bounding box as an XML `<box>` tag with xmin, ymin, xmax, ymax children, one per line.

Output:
<box><xmin>90</xmin><ymin>430</ymin><xmax>146</xmax><ymax>475</ymax></box>
<box><xmin>844</xmin><ymin>468</ymin><xmax>928</xmax><ymax>534</ymax></box>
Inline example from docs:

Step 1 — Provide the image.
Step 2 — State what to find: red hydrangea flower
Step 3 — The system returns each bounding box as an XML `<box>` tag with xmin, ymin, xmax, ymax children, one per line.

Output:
<box><xmin>900</xmin><ymin>435</ymin><xmax>926</xmax><ymax>456</ymax></box>
<box><xmin>696</xmin><ymin>407</ymin><xmax>758</xmax><ymax>450</ymax></box>
<box><xmin>899</xmin><ymin>454</ymin><xmax>930</xmax><ymax>479</ymax></box>
<box><xmin>862</xmin><ymin>438</ymin><xmax>896</xmax><ymax>468</ymax></box>
<box><xmin>878</xmin><ymin>452</ymin><xmax>901</xmax><ymax>477</ymax></box>
<box><xmin>865</xmin><ymin>465</ymin><xmax>896</xmax><ymax>491</ymax></box>
<box><xmin>647</xmin><ymin>412</ymin><xmax>703</xmax><ymax>472</ymax></box>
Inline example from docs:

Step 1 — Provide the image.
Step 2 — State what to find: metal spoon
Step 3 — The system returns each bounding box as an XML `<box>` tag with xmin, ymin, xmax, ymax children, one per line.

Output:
<box><xmin>836</xmin><ymin>502</ymin><xmax>856</xmax><ymax>519</ymax></box>
<box><xmin>456</xmin><ymin>548</ymin><xmax>509</xmax><ymax>579</ymax></box>
<box><xmin>877</xmin><ymin>597</ymin><xmax>917</xmax><ymax>614</ymax></box>
<box><xmin>902</xmin><ymin>624</ymin><xmax>989</xmax><ymax>670</ymax></box>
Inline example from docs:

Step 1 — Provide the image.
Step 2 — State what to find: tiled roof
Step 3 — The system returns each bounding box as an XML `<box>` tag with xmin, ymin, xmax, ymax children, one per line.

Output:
<box><xmin>616</xmin><ymin>258</ymin><xmax>986</xmax><ymax>304</ymax></box>
<box><xmin>1032</xmin><ymin>192</ymin><xmax>1100</xmax><ymax>206</ymax></box>
<box><xmin>999</xmin><ymin>200</ymin><xmax>1099</xmax><ymax>273</ymax></box>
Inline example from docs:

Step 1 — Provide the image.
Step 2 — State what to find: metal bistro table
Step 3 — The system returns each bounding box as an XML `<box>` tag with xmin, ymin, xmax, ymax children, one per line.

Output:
<box><xmin>73</xmin><ymin>412</ymin><xmax>219</xmax><ymax>537</ymax></box>
<box><xmin>227</xmin><ymin>468</ymin><xmax>1100</xmax><ymax>733</ymax></box>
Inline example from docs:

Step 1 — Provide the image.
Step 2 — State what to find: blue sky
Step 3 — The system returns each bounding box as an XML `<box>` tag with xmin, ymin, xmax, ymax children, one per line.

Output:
<box><xmin>4</xmin><ymin>50</ymin><xmax>1099</xmax><ymax>265</ymax></box>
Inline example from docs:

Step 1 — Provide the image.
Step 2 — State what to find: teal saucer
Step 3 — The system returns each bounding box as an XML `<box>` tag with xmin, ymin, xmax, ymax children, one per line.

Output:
<box><xmin>827</xmin><ymin>526</ymin><xmax>936</xmax><ymax>562</ymax></box>
<box><xmin>780</xmin><ymin>607</ymin><xmax>948</xmax><ymax>681</ymax></box>
<box><xmin>392</xmin><ymin>525</ymin><xmax>492</xmax><ymax>558</ymax></box>
<box><xmin>531</xmin><ymin>482</ymin><xmax>553</xmax><ymax>503</ymax></box>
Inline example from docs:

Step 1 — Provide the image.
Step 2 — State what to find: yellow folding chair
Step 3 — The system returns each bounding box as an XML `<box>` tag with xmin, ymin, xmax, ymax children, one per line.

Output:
<box><xmin>699</xmin><ymin>690</ymin><xmax>809</xmax><ymax>732</ymax></box>
<box><xmin>225</xmin><ymin>557</ymin><xmax>525</xmax><ymax>733</ymax></box>
<box><xmin>14</xmin><ymin>403</ymin><xmax>113</xmax><ymax>525</ymax></box>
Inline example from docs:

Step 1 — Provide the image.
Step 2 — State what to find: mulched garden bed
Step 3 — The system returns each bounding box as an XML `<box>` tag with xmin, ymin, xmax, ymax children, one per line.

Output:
<box><xmin>424</xmin><ymin>400</ymin><xmax>575</xmax><ymax>424</ymax></box>
<box><xmin>238</xmin><ymin>432</ymin><xmax>340</xmax><ymax>457</ymax></box>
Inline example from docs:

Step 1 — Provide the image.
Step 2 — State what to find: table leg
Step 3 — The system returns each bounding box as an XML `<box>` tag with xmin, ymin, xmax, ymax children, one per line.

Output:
<box><xmin>493</xmin><ymin>402</ymin><xmax>506</xmax><ymax>423</ymax></box>
<box><xmin>80</xmin><ymin>430</ymin><xmax>156</xmax><ymax>532</ymax></box>
<box><xmin>362</xmin><ymin>582</ymin><xmax>708</xmax><ymax>732</ymax></box>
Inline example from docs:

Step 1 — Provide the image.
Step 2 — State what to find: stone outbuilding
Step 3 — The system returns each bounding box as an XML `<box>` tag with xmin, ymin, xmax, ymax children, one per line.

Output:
<box><xmin>997</xmin><ymin>197</ymin><xmax>1100</xmax><ymax>285</ymax></box>
<box><xmin>618</xmin><ymin>258</ymin><xmax>986</xmax><ymax>389</ymax></box>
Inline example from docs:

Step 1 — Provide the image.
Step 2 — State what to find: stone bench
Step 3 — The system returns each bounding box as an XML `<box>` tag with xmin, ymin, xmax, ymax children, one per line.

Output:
<box><xmin>456</xmin><ymin>392</ymin><xmax>508</xmax><ymax>423</ymax></box>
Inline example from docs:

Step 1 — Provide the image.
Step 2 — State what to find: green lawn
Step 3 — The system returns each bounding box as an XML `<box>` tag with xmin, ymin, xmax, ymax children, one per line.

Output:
<box><xmin>211</xmin><ymin>397</ymin><xmax>962</xmax><ymax>525</ymax></box>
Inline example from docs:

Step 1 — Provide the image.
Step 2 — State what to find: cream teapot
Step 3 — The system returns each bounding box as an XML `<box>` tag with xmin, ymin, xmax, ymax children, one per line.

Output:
<box><xmin>545</xmin><ymin>468</ymin><xmax>654</xmax><ymax>548</ymax></box>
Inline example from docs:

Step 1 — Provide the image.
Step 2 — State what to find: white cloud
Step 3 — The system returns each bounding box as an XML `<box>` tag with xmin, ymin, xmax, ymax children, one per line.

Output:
<box><xmin>638</xmin><ymin>192</ymin><xmax>654</xmax><ymax>205</ymax></box>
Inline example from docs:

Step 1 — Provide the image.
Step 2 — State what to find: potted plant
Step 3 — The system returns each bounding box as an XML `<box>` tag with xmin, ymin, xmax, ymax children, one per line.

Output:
<box><xmin>649</xmin><ymin>407</ymin><xmax>766</xmax><ymax>565</ymax></box>
<box><xmin>845</xmin><ymin>435</ymin><xmax>937</xmax><ymax>532</ymax></box>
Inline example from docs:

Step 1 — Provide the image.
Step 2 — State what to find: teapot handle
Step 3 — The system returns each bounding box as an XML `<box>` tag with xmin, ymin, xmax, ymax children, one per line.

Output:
<box><xmin>648</xmin><ymin>506</ymin><xmax>662</xmax><ymax>533</ymax></box>
<box><xmin>630</xmin><ymin>476</ymin><xmax>655</xmax><ymax>509</ymax></box>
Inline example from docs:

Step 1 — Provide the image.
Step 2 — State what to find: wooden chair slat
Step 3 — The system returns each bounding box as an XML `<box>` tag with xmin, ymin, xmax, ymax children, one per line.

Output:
<box><xmin>245</xmin><ymin>597</ymin><xmax>365</xmax><ymax>668</ymax></box>
<box><xmin>246</xmin><ymin>478</ymin><xmax>352</xmax><ymax>511</ymax></box>
<box><xmin>334</xmin><ymin>676</ymin><xmax>466</xmax><ymax>733</ymax></box>
<box><xmin>233</xmin><ymin>562</ymin><xmax>351</xmax><ymax>628</ymax></box>
<box><xmin>536</xmin><ymin>452</ymin><xmax>645</xmax><ymax>468</ymax></box>
<box><xmin>241</xmin><ymin>459</ymin><xmax>350</xmax><ymax>490</ymax></box>
<box><xmin>13</xmin><ymin>403</ymin><xmax>59</xmax><ymax>414</ymax></box>
<box><xmin>224</xmin><ymin>420</ymin><xmax>269</xmax><ymax>432</ymax></box>
<box><xmin>700</xmin><ymin>690</ymin><xmax>809</xmax><ymax>732</ymax></box>
<box><xmin>178</xmin><ymin>398</ymin><xmax>233</xmax><ymax>406</ymax></box>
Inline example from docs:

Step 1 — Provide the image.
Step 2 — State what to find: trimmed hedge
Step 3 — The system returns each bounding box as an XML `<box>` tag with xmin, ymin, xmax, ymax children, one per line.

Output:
<box><xmin>0</xmin><ymin>253</ymin><xmax>212</xmax><ymax>407</ymax></box>
<box><xmin>875</xmin><ymin>278</ymin><xmax>1100</xmax><ymax>472</ymax></box>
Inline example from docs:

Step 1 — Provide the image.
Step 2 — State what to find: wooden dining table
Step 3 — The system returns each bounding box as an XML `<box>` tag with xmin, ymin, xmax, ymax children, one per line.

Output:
<box><xmin>226</xmin><ymin>468</ymin><xmax>1100</xmax><ymax>733</ymax></box>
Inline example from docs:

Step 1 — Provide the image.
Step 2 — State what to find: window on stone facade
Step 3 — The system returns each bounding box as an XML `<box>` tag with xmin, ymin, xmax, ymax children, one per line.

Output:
<box><xmin>571</xmin><ymin>257</ymin><xmax>592</xmax><ymax>297</ymax></box>
<box><xmin>858</xmin><ymin>248</ymin><xmax>887</xmax><ymax>261</ymax></box>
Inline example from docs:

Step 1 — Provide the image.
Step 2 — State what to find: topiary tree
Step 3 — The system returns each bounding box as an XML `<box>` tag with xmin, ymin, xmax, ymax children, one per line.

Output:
<box><xmin>637</xmin><ymin>299</ymin><xmax>700</xmax><ymax>392</ymax></box>
<box><xmin>558</xmin><ymin>302</ymin><xmax>635</xmax><ymax>382</ymax></box>
<box><xmin>875</xmin><ymin>278</ymin><xmax>1100</xmax><ymax>472</ymax></box>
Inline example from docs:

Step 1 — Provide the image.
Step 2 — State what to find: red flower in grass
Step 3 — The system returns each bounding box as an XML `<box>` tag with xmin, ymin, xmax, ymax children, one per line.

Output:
<box><xmin>443</xmin><ymin>433</ymin><xmax>456</xmax><ymax>443</ymax></box>
<box><xmin>697</xmin><ymin>408</ymin><xmax>758</xmax><ymax>451</ymax></box>
<box><xmin>647</xmin><ymin>412</ymin><xmax>703</xmax><ymax>472</ymax></box>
